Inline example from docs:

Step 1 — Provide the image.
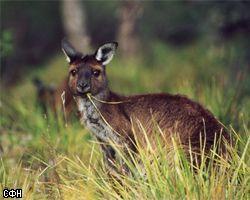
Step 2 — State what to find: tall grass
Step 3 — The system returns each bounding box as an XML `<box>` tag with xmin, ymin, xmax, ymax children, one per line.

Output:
<box><xmin>0</xmin><ymin>40</ymin><xmax>249</xmax><ymax>199</ymax></box>
<box><xmin>1</xmin><ymin>114</ymin><xmax>249</xmax><ymax>199</ymax></box>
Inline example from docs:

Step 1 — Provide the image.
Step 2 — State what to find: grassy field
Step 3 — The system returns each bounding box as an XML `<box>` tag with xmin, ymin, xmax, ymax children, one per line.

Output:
<box><xmin>1</xmin><ymin>40</ymin><xmax>249</xmax><ymax>199</ymax></box>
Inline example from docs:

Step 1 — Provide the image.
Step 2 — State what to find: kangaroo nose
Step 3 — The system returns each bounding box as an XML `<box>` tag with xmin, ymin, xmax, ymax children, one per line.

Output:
<box><xmin>78</xmin><ymin>82</ymin><xmax>87</xmax><ymax>89</ymax></box>
<box><xmin>77</xmin><ymin>80</ymin><xmax>90</xmax><ymax>94</ymax></box>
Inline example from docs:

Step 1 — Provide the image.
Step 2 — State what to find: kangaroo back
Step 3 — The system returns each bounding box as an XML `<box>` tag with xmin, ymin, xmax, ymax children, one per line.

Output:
<box><xmin>97</xmin><ymin>92</ymin><xmax>229</xmax><ymax>154</ymax></box>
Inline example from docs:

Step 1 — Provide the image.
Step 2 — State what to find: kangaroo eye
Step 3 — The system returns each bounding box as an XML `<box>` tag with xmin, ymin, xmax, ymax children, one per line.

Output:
<box><xmin>71</xmin><ymin>69</ymin><xmax>77</xmax><ymax>76</ymax></box>
<box><xmin>92</xmin><ymin>69</ymin><xmax>101</xmax><ymax>77</ymax></box>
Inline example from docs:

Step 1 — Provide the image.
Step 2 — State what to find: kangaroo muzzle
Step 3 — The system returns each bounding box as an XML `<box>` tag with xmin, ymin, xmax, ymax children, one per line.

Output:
<box><xmin>77</xmin><ymin>80</ymin><xmax>90</xmax><ymax>94</ymax></box>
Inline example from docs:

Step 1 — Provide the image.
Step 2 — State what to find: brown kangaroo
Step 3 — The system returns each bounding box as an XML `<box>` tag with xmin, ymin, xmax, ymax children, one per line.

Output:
<box><xmin>33</xmin><ymin>77</ymin><xmax>75</xmax><ymax>121</ymax></box>
<box><xmin>62</xmin><ymin>39</ymin><xmax>229</xmax><ymax>171</ymax></box>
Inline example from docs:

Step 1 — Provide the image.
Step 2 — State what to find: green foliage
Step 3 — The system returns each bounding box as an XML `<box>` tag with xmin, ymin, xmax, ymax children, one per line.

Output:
<box><xmin>2</xmin><ymin>1</ymin><xmax>250</xmax><ymax>78</ymax></box>
<box><xmin>84</xmin><ymin>1</ymin><xmax>119</xmax><ymax>46</ymax></box>
<box><xmin>0</xmin><ymin>30</ymin><xmax>13</xmax><ymax>59</ymax></box>
<box><xmin>1</xmin><ymin>1</ymin><xmax>62</xmax><ymax>69</ymax></box>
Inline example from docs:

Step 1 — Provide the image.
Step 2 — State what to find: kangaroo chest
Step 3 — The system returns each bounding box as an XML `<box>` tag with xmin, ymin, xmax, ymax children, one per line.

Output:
<box><xmin>75</xmin><ymin>97</ymin><xmax>120</xmax><ymax>143</ymax></box>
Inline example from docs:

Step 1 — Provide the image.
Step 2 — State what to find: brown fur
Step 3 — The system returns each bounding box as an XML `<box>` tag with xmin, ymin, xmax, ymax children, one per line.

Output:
<box><xmin>99</xmin><ymin>92</ymin><xmax>229</xmax><ymax>152</ymax></box>
<box><xmin>33</xmin><ymin>78</ymin><xmax>75</xmax><ymax>120</ymax></box>
<box><xmin>63</xmin><ymin>42</ymin><xmax>230</xmax><ymax>171</ymax></box>
<box><xmin>54</xmin><ymin>78</ymin><xmax>75</xmax><ymax>119</ymax></box>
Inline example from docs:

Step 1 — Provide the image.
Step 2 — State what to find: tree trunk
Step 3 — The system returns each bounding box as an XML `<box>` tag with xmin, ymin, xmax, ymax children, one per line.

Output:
<box><xmin>61</xmin><ymin>0</ymin><xmax>90</xmax><ymax>52</ymax></box>
<box><xmin>117</xmin><ymin>0</ymin><xmax>142</xmax><ymax>58</ymax></box>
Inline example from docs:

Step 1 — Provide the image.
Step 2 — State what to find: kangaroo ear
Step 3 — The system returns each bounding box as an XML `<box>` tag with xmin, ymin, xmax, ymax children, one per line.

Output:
<box><xmin>61</xmin><ymin>39</ymin><xmax>79</xmax><ymax>63</ymax></box>
<box><xmin>95</xmin><ymin>42</ymin><xmax>118</xmax><ymax>65</ymax></box>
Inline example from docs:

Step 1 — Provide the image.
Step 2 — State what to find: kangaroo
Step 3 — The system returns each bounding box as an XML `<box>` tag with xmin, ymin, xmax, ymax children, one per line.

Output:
<box><xmin>33</xmin><ymin>77</ymin><xmax>76</xmax><ymax>121</ymax></box>
<box><xmin>62</xmin><ymin>39</ymin><xmax>230</xmax><ymax>171</ymax></box>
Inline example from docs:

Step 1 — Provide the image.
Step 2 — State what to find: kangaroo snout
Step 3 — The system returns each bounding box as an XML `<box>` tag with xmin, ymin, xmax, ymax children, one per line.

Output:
<box><xmin>76</xmin><ymin>70</ymin><xmax>91</xmax><ymax>94</ymax></box>
<box><xmin>77</xmin><ymin>81</ymin><xmax>90</xmax><ymax>94</ymax></box>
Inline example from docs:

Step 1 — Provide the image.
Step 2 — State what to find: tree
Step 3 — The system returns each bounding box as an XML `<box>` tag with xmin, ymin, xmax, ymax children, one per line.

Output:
<box><xmin>61</xmin><ymin>0</ymin><xmax>90</xmax><ymax>52</ymax></box>
<box><xmin>117</xmin><ymin>0</ymin><xmax>143</xmax><ymax>58</ymax></box>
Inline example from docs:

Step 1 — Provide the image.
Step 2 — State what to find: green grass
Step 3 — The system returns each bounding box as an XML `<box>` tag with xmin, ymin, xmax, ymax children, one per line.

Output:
<box><xmin>0</xmin><ymin>40</ymin><xmax>249</xmax><ymax>199</ymax></box>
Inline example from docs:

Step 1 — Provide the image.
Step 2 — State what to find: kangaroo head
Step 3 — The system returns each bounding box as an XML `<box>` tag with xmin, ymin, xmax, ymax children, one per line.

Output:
<box><xmin>62</xmin><ymin>39</ymin><xmax>118</xmax><ymax>97</ymax></box>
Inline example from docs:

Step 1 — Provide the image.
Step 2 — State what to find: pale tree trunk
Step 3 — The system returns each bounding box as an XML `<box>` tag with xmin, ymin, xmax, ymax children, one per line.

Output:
<box><xmin>117</xmin><ymin>0</ymin><xmax>143</xmax><ymax>58</ymax></box>
<box><xmin>61</xmin><ymin>0</ymin><xmax>90</xmax><ymax>52</ymax></box>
